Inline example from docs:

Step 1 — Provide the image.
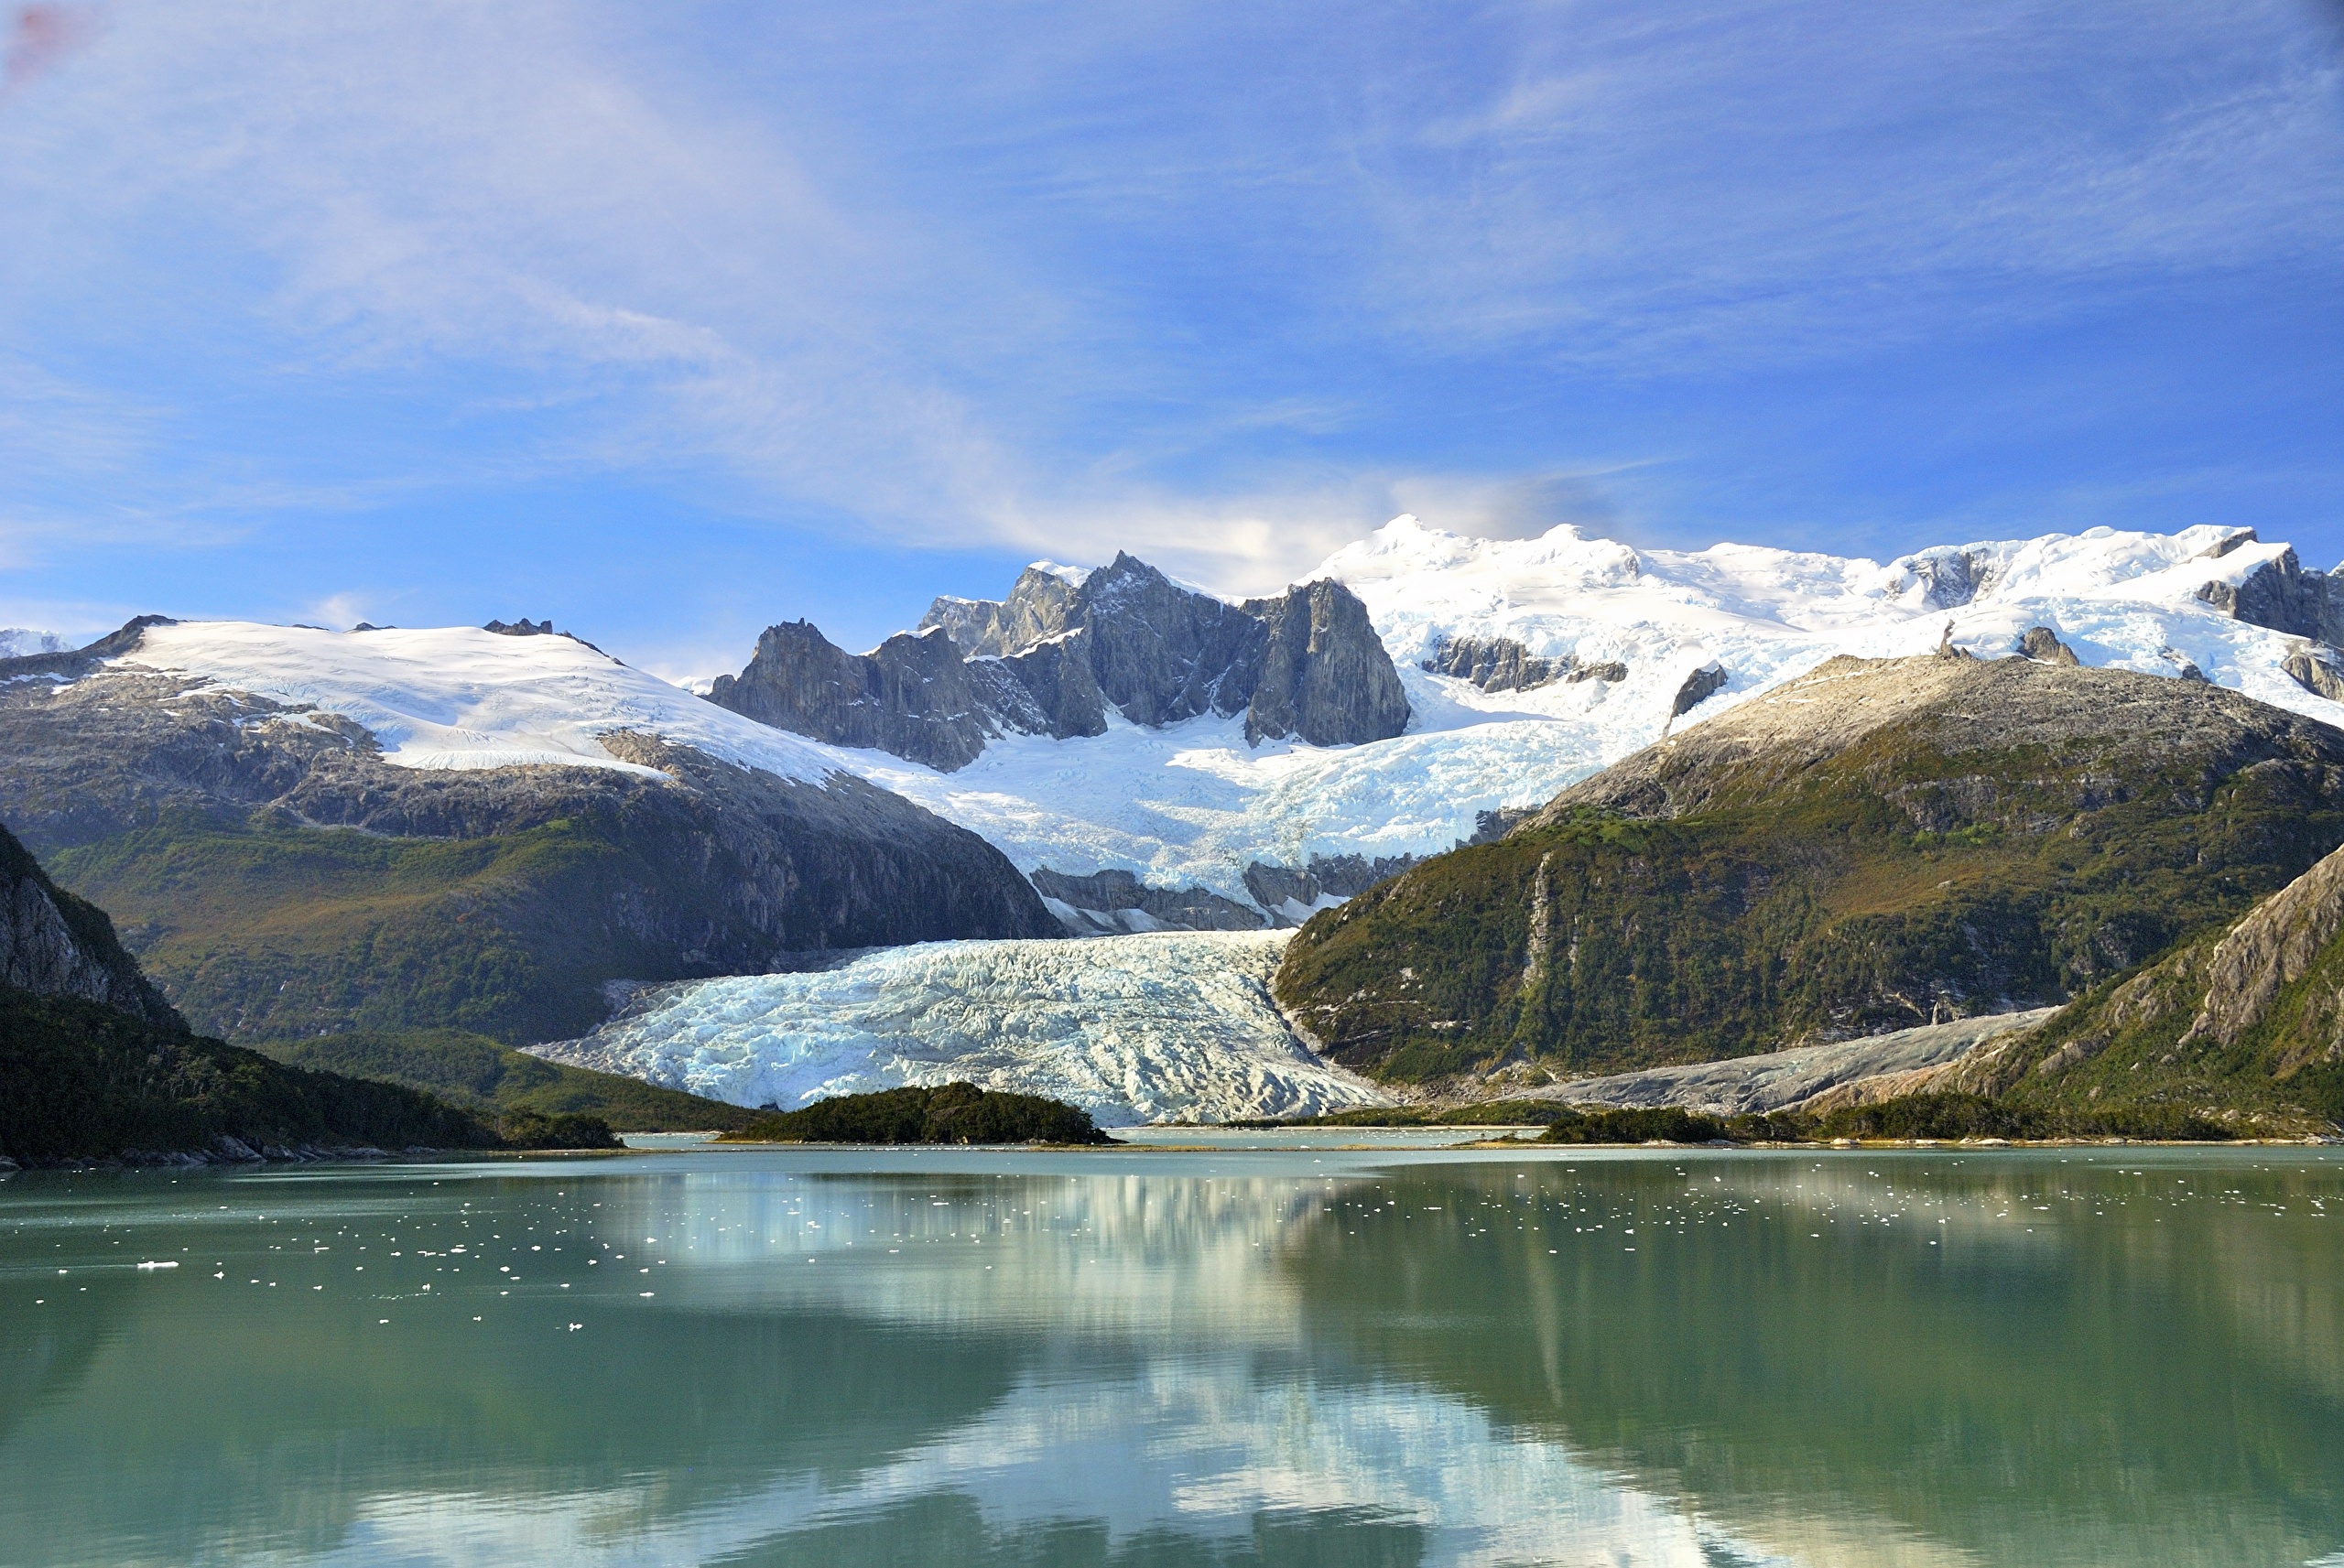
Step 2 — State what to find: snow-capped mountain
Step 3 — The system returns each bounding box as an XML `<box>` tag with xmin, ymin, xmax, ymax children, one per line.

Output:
<box><xmin>813</xmin><ymin>516</ymin><xmax>2344</xmax><ymax>925</ymax></box>
<box><xmin>38</xmin><ymin>517</ymin><xmax>2344</xmax><ymax>939</ymax></box>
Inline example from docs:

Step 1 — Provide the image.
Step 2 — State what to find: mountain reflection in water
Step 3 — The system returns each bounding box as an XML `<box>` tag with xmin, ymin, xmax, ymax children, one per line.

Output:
<box><xmin>1</xmin><ymin>1146</ymin><xmax>2340</xmax><ymax>1566</ymax></box>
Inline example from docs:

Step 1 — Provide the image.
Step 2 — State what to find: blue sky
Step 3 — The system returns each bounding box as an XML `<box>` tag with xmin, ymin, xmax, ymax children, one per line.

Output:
<box><xmin>1</xmin><ymin>1</ymin><xmax>2339</xmax><ymax>676</ymax></box>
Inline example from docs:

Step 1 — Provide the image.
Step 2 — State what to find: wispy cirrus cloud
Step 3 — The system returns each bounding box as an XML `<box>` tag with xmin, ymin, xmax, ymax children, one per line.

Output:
<box><xmin>0</xmin><ymin>0</ymin><xmax>2337</xmax><ymax>649</ymax></box>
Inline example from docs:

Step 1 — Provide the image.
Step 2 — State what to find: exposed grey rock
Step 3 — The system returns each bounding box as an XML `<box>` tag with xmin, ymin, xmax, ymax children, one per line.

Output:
<box><xmin>2199</xmin><ymin>528</ymin><xmax>2259</xmax><ymax>560</ymax></box>
<box><xmin>0</xmin><ymin>822</ymin><xmax>179</xmax><ymax>1027</ymax></box>
<box><xmin>1669</xmin><ymin>664</ymin><xmax>1729</xmax><ymax>717</ymax></box>
<box><xmin>1030</xmin><ymin>868</ymin><xmax>1264</xmax><ymax>934</ymax></box>
<box><xmin>2182</xmin><ymin>838</ymin><xmax>2344</xmax><ymax>1050</ymax></box>
<box><xmin>1422</xmin><ymin>634</ymin><xmax>1563</xmax><ymax>692</ymax></box>
<box><xmin>0</xmin><ymin>635</ymin><xmax>1058</xmax><ymax>1041</ymax></box>
<box><xmin>1567</xmin><ymin>660</ymin><xmax>1629</xmax><ymax>684</ymax></box>
<box><xmin>1900</xmin><ymin>547</ymin><xmax>1998</xmax><ymax>610</ymax></box>
<box><xmin>1078</xmin><ymin>554</ymin><xmax>1264</xmax><ymax>727</ymax></box>
<box><xmin>1239</xmin><ymin>579</ymin><xmax>1411</xmax><ymax>746</ymax></box>
<box><xmin>991</xmin><ymin>633</ymin><xmax>1109</xmax><ymax>738</ymax></box>
<box><xmin>919</xmin><ymin>597</ymin><xmax>1007</xmax><ymax>657</ymax></box>
<box><xmin>1469</xmin><ymin>807</ymin><xmax>1537</xmax><ymax>844</ymax></box>
<box><xmin>705</xmin><ymin>622</ymin><xmax>997</xmax><ymax>770</ymax></box>
<box><xmin>2285</xmin><ymin>646</ymin><xmax>2344</xmax><ymax>702</ymax></box>
<box><xmin>2017</xmin><ymin>626</ymin><xmax>2081</xmax><ymax>665</ymax></box>
<box><xmin>1523</xmin><ymin>1010</ymin><xmax>2057</xmax><ymax>1116</ymax></box>
<box><xmin>1243</xmin><ymin>853</ymin><xmax>1418</xmax><ymax>922</ymax></box>
<box><xmin>483</xmin><ymin>618</ymin><xmax>609</xmax><ymax>656</ymax></box>
<box><xmin>2197</xmin><ymin>546</ymin><xmax>2344</xmax><ymax>647</ymax></box>
<box><xmin>765</xmin><ymin>554</ymin><xmax>1411</xmax><ymax>766</ymax></box>
<box><xmin>921</xmin><ymin>566</ymin><xmax>1084</xmax><ymax>657</ymax></box>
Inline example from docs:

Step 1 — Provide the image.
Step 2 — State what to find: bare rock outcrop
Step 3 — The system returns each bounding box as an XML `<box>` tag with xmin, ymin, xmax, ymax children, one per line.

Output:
<box><xmin>2182</xmin><ymin>841</ymin><xmax>2344</xmax><ymax>1050</ymax></box>
<box><xmin>1240</xmin><ymin>579</ymin><xmax>1411</xmax><ymax>746</ymax></box>
<box><xmin>0</xmin><ymin>825</ymin><xmax>179</xmax><ymax>1027</ymax></box>
<box><xmin>715</xmin><ymin>551</ymin><xmax>1416</xmax><ymax>771</ymax></box>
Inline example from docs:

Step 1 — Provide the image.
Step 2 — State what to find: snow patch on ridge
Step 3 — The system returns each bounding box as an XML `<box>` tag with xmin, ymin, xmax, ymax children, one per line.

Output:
<box><xmin>117</xmin><ymin>621</ymin><xmax>850</xmax><ymax>785</ymax></box>
<box><xmin>529</xmin><ymin>931</ymin><xmax>1384</xmax><ymax>1126</ymax></box>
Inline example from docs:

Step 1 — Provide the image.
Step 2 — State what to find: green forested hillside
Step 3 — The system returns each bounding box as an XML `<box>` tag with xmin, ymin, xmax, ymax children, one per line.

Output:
<box><xmin>46</xmin><ymin>816</ymin><xmax>710</xmax><ymax>1045</ymax></box>
<box><xmin>1276</xmin><ymin>655</ymin><xmax>2344</xmax><ymax>1084</ymax></box>
<box><xmin>0</xmin><ymin>987</ymin><xmax>493</xmax><ymax>1161</ymax></box>
<box><xmin>255</xmin><ymin>1029</ymin><xmax>754</xmax><ymax>1131</ymax></box>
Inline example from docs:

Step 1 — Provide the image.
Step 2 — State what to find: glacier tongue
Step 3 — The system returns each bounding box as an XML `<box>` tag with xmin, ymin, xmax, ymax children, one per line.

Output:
<box><xmin>526</xmin><ymin>931</ymin><xmax>1385</xmax><ymax>1126</ymax></box>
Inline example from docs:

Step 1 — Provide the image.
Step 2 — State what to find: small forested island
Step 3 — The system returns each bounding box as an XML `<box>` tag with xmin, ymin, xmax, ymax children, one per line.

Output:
<box><xmin>717</xmin><ymin>1082</ymin><xmax>1112</xmax><ymax>1145</ymax></box>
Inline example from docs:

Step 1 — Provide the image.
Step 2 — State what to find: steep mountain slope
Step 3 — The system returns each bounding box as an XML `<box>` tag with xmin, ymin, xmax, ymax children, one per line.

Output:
<box><xmin>254</xmin><ymin>1029</ymin><xmax>756</xmax><ymax>1132</ymax></box>
<box><xmin>0</xmin><ymin>620</ymin><xmax>1055</xmax><ymax>1044</ymax></box>
<box><xmin>1890</xmin><ymin>838</ymin><xmax>2344</xmax><ymax>1125</ymax></box>
<box><xmin>1274</xmin><ymin>653</ymin><xmax>2344</xmax><ymax>1081</ymax></box>
<box><xmin>0</xmin><ymin>822</ymin><xmax>549</xmax><ymax>1162</ymax></box>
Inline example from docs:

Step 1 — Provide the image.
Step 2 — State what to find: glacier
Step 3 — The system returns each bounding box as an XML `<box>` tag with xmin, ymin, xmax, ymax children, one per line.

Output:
<box><xmin>526</xmin><ymin>931</ymin><xmax>1387</xmax><ymax>1126</ymax></box>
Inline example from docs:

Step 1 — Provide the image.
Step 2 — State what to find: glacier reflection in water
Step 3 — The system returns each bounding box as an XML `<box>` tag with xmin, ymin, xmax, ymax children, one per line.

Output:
<box><xmin>2</xmin><ymin>1145</ymin><xmax>2342</xmax><ymax>1567</ymax></box>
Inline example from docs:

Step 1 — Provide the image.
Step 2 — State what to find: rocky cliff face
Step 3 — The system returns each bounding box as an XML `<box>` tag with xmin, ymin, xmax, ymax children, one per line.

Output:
<box><xmin>1239</xmin><ymin>579</ymin><xmax>1413</xmax><ymax>747</ymax></box>
<box><xmin>0</xmin><ymin>633</ymin><xmax>1058</xmax><ymax>1044</ymax></box>
<box><xmin>2194</xmin><ymin>538</ymin><xmax>2344</xmax><ymax>647</ymax></box>
<box><xmin>713</xmin><ymin>552</ymin><xmax>1412</xmax><ymax>773</ymax></box>
<box><xmin>705</xmin><ymin>622</ymin><xmax>998</xmax><ymax>770</ymax></box>
<box><xmin>0</xmin><ymin>822</ymin><xmax>179</xmax><ymax>1028</ymax></box>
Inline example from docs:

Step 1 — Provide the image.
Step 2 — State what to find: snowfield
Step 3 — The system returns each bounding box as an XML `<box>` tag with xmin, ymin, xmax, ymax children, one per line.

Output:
<box><xmin>121</xmin><ymin>621</ymin><xmax>846</xmax><ymax>785</ymax></box>
<box><xmin>527</xmin><ymin>931</ymin><xmax>1387</xmax><ymax>1126</ymax></box>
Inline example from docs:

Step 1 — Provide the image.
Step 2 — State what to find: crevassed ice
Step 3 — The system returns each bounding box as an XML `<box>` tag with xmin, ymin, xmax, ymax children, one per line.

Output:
<box><xmin>528</xmin><ymin>931</ymin><xmax>1385</xmax><ymax>1126</ymax></box>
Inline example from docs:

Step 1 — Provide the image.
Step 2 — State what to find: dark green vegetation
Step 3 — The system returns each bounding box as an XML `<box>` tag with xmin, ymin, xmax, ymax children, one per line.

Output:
<box><xmin>719</xmin><ymin>1083</ymin><xmax>1111</xmax><ymax>1145</ymax></box>
<box><xmin>0</xmin><ymin>820</ymin><xmax>615</xmax><ymax>1162</ymax></box>
<box><xmin>0</xmin><ymin>986</ymin><xmax>580</xmax><ymax>1162</ymax></box>
<box><xmin>1277</xmin><ymin>657</ymin><xmax>2344</xmax><ymax>1129</ymax></box>
<box><xmin>1798</xmin><ymin>1092</ymin><xmax>2231</xmax><ymax>1142</ymax></box>
<box><xmin>0</xmin><ymin>640</ymin><xmax>1056</xmax><ymax>1045</ymax></box>
<box><xmin>1244</xmin><ymin>1092</ymin><xmax>2239</xmax><ymax>1143</ymax></box>
<box><xmin>249</xmin><ymin>1029</ymin><xmax>754</xmax><ymax>1132</ymax></box>
<box><xmin>1537</xmin><ymin>1106</ymin><xmax>1731</xmax><ymax>1144</ymax></box>
<box><xmin>48</xmin><ymin>815</ymin><xmax>693</xmax><ymax>1046</ymax></box>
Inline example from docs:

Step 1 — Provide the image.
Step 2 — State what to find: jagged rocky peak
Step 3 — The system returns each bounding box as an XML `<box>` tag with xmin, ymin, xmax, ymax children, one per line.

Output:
<box><xmin>732</xmin><ymin>551</ymin><xmax>1411</xmax><ymax>771</ymax></box>
<box><xmin>2194</xmin><ymin>540</ymin><xmax>2344</xmax><ymax>647</ymax></box>
<box><xmin>924</xmin><ymin>563</ymin><xmax>1086</xmax><ymax>657</ymax></box>
<box><xmin>1241</xmin><ymin>578</ymin><xmax>1411</xmax><ymax>746</ymax></box>
<box><xmin>705</xmin><ymin>621</ymin><xmax>998</xmax><ymax>772</ymax></box>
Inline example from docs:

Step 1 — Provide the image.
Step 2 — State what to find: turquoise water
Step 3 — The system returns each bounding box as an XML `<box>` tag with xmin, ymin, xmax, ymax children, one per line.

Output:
<box><xmin>4</xmin><ymin>1145</ymin><xmax>2342</xmax><ymax>1566</ymax></box>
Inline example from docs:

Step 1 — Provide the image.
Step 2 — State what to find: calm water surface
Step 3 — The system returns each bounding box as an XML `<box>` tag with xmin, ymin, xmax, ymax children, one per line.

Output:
<box><xmin>4</xmin><ymin>1145</ymin><xmax>2341</xmax><ymax>1567</ymax></box>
